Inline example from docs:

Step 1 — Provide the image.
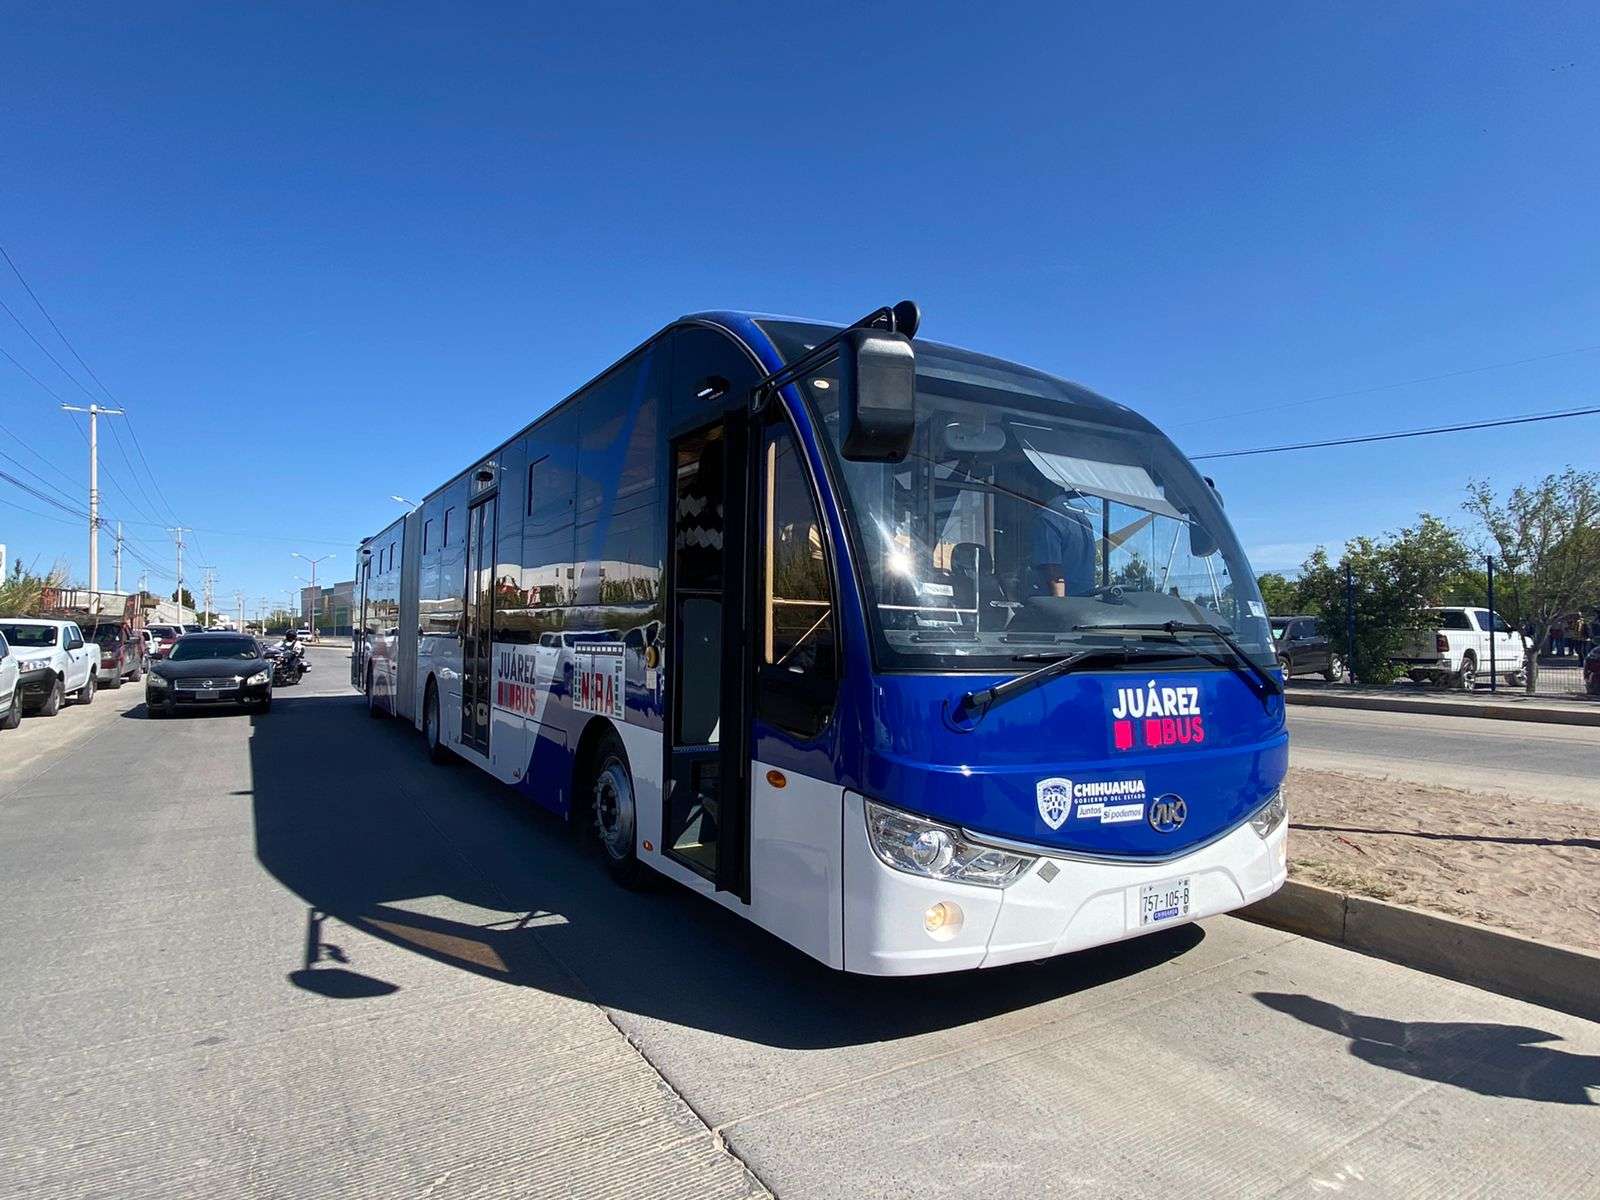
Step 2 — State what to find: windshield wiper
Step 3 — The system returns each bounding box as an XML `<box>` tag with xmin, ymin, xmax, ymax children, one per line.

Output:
<box><xmin>956</xmin><ymin>644</ymin><xmax>1165</xmax><ymax>721</ymax></box>
<box><xmin>1072</xmin><ymin>619</ymin><xmax>1282</xmax><ymax>703</ymax></box>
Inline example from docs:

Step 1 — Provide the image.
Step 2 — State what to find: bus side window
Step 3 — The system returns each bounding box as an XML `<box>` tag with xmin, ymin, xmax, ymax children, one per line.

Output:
<box><xmin>757</xmin><ymin>415</ymin><xmax>837</xmax><ymax>739</ymax></box>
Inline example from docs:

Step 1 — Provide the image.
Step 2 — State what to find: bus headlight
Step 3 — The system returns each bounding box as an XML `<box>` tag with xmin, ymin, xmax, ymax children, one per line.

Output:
<box><xmin>865</xmin><ymin>800</ymin><xmax>1035</xmax><ymax>888</ymax></box>
<box><xmin>1249</xmin><ymin>788</ymin><xmax>1287</xmax><ymax>838</ymax></box>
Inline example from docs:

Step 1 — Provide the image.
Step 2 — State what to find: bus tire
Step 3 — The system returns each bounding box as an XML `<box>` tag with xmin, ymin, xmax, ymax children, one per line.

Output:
<box><xmin>423</xmin><ymin>679</ymin><xmax>450</xmax><ymax>764</ymax></box>
<box><xmin>588</xmin><ymin>730</ymin><xmax>645</xmax><ymax>888</ymax></box>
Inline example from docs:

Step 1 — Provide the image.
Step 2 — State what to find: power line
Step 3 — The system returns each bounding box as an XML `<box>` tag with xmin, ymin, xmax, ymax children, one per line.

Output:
<box><xmin>0</xmin><ymin>242</ymin><xmax>120</xmax><ymax>404</ymax></box>
<box><xmin>0</xmin><ymin>492</ymin><xmax>83</xmax><ymax>526</ymax></box>
<box><xmin>1173</xmin><ymin>342</ymin><xmax>1600</xmax><ymax>429</ymax></box>
<box><xmin>1190</xmin><ymin>404</ymin><xmax>1600</xmax><ymax>461</ymax></box>
<box><xmin>0</xmin><ymin>294</ymin><xmax>99</xmax><ymax>401</ymax></box>
<box><xmin>0</xmin><ymin>343</ymin><xmax>69</xmax><ymax>403</ymax></box>
<box><xmin>0</xmin><ymin>445</ymin><xmax>78</xmax><ymax>506</ymax></box>
<box><xmin>0</xmin><ymin>465</ymin><xmax>89</xmax><ymax>518</ymax></box>
<box><xmin>0</xmin><ymin>240</ymin><xmax>185</xmax><ymax>526</ymax></box>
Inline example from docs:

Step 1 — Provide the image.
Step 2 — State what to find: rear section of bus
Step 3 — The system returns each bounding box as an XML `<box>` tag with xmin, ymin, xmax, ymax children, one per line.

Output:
<box><xmin>751</xmin><ymin>319</ymin><xmax>1288</xmax><ymax>974</ymax></box>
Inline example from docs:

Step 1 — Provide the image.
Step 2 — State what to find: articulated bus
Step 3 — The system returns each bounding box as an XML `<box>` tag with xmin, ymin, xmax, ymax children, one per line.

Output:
<box><xmin>352</xmin><ymin>301</ymin><xmax>1288</xmax><ymax>975</ymax></box>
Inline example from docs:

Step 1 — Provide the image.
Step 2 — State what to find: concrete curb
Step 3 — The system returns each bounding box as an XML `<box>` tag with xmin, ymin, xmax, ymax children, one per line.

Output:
<box><xmin>1286</xmin><ymin>688</ymin><xmax>1600</xmax><ymax>728</ymax></box>
<box><xmin>1239</xmin><ymin>880</ymin><xmax>1600</xmax><ymax>1023</ymax></box>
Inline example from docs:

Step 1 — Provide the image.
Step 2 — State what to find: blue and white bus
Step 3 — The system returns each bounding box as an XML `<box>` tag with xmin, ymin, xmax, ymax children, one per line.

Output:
<box><xmin>352</xmin><ymin>302</ymin><xmax>1288</xmax><ymax>975</ymax></box>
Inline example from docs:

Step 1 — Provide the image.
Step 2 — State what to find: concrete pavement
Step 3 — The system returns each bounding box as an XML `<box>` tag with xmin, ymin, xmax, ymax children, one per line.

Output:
<box><xmin>2</xmin><ymin>647</ymin><xmax>1596</xmax><ymax>1199</ymax></box>
<box><xmin>1288</xmin><ymin>705</ymin><xmax>1600</xmax><ymax>807</ymax></box>
<box><xmin>0</xmin><ymin>654</ymin><xmax>766</xmax><ymax>1200</ymax></box>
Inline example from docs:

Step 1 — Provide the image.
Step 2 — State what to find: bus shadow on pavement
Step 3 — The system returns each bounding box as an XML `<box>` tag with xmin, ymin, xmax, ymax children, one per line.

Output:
<box><xmin>1255</xmin><ymin>993</ymin><xmax>1598</xmax><ymax>1105</ymax></box>
<box><xmin>247</xmin><ymin>693</ymin><xmax>1207</xmax><ymax>1050</ymax></box>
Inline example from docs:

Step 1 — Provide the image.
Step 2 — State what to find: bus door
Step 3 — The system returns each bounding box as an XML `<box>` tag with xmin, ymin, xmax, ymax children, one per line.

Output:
<box><xmin>664</xmin><ymin>416</ymin><xmax>753</xmax><ymax>900</ymax></box>
<box><xmin>351</xmin><ymin>554</ymin><xmax>369</xmax><ymax>688</ymax></box>
<box><xmin>461</xmin><ymin>494</ymin><xmax>497</xmax><ymax>754</ymax></box>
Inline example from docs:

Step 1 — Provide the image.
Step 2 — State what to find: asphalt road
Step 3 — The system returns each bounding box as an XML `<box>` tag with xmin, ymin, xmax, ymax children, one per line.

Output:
<box><xmin>1288</xmin><ymin>706</ymin><xmax>1600</xmax><ymax>806</ymax></box>
<box><xmin>2</xmin><ymin>648</ymin><xmax>1596</xmax><ymax>1200</ymax></box>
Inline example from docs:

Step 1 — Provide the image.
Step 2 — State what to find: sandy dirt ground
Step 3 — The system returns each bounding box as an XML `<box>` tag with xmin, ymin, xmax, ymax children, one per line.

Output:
<box><xmin>1286</xmin><ymin>766</ymin><xmax>1600</xmax><ymax>953</ymax></box>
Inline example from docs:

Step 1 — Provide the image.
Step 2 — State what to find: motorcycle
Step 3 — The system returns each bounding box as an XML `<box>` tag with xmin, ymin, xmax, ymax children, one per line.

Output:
<box><xmin>270</xmin><ymin>640</ymin><xmax>308</xmax><ymax>686</ymax></box>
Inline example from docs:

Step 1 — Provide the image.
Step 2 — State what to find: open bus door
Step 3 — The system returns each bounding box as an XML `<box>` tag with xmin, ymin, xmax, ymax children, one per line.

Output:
<box><xmin>663</xmin><ymin>414</ymin><xmax>753</xmax><ymax>901</ymax></box>
<box><xmin>351</xmin><ymin>551</ymin><xmax>370</xmax><ymax>688</ymax></box>
<box><xmin>461</xmin><ymin>492</ymin><xmax>497</xmax><ymax>755</ymax></box>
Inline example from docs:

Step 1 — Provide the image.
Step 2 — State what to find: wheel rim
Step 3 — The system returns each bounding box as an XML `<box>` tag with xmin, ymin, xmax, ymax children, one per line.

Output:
<box><xmin>1330</xmin><ymin>654</ymin><xmax>1344</xmax><ymax>678</ymax></box>
<box><xmin>593</xmin><ymin>757</ymin><xmax>635</xmax><ymax>861</ymax></box>
<box><xmin>1461</xmin><ymin>661</ymin><xmax>1475</xmax><ymax>688</ymax></box>
<box><xmin>1278</xmin><ymin>657</ymin><xmax>1291</xmax><ymax>677</ymax></box>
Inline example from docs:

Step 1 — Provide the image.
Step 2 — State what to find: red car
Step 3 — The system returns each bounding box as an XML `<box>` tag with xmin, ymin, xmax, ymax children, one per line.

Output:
<box><xmin>146</xmin><ymin>623</ymin><xmax>184</xmax><ymax>660</ymax></box>
<box><xmin>82</xmin><ymin>619</ymin><xmax>147</xmax><ymax>687</ymax></box>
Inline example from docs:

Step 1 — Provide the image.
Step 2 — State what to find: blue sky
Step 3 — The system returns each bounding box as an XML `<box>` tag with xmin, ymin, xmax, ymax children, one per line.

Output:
<box><xmin>2</xmin><ymin>3</ymin><xmax>1597</xmax><ymax>613</ymax></box>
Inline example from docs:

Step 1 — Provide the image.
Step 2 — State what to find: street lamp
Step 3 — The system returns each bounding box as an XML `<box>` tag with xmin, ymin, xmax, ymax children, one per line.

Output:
<box><xmin>290</xmin><ymin>552</ymin><xmax>334</xmax><ymax>642</ymax></box>
<box><xmin>390</xmin><ymin>494</ymin><xmax>418</xmax><ymax>507</ymax></box>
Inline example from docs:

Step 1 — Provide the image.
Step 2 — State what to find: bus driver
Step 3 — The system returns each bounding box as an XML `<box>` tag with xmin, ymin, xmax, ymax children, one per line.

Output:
<box><xmin>1029</xmin><ymin>483</ymin><xmax>1097</xmax><ymax>597</ymax></box>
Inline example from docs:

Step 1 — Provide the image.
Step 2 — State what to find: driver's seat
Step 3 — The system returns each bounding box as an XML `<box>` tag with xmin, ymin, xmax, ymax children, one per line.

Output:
<box><xmin>951</xmin><ymin>542</ymin><xmax>1013</xmax><ymax>631</ymax></box>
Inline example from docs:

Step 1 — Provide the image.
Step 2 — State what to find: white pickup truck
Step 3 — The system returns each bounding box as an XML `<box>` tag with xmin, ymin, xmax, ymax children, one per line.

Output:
<box><xmin>1392</xmin><ymin>606</ymin><xmax>1528</xmax><ymax>690</ymax></box>
<box><xmin>0</xmin><ymin>618</ymin><xmax>100</xmax><ymax>715</ymax></box>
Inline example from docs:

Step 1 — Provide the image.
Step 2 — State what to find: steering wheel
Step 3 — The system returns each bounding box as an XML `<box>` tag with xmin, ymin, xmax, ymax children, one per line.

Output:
<box><xmin>1084</xmin><ymin>583</ymin><xmax>1126</xmax><ymax>601</ymax></box>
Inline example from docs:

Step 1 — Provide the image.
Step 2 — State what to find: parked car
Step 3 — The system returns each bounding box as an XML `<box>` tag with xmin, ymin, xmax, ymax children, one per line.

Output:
<box><xmin>146</xmin><ymin>623</ymin><xmax>183</xmax><ymax>659</ymax></box>
<box><xmin>1393</xmin><ymin>607</ymin><xmax>1527</xmax><ymax>690</ymax></box>
<box><xmin>0</xmin><ymin>618</ymin><xmax>99</xmax><ymax>715</ymax></box>
<box><xmin>81</xmin><ymin>619</ymin><xmax>146</xmax><ymax>687</ymax></box>
<box><xmin>146</xmin><ymin>632</ymin><xmax>273</xmax><ymax>716</ymax></box>
<box><xmin>1586</xmin><ymin>645</ymin><xmax>1600</xmax><ymax>697</ymax></box>
<box><xmin>0</xmin><ymin>630</ymin><xmax>21</xmax><ymax>731</ymax></box>
<box><xmin>1269</xmin><ymin>615</ymin><xmax>1344</xmax><ymax>681</ymax></box>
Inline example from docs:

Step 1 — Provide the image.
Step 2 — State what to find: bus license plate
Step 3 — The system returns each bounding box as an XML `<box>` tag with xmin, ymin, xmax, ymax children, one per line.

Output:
<box><xmin>1139</xmin><ymin>877</ymin><xmax>1192</xmax><ymax>926</ymax></box>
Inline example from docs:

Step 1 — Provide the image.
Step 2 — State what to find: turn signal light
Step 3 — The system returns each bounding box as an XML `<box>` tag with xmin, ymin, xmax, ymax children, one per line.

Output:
<box><xmin>923</xmin><ymin>901</ymin><xmax>963</xmax><ymax>940</ymax></box>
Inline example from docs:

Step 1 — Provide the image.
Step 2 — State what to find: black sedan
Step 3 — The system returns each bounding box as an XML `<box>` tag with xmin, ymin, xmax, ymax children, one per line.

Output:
<box><xmin>146</xmin><ymin>633</ymin><xmax>274</xmax><ymax>716</ymax></box>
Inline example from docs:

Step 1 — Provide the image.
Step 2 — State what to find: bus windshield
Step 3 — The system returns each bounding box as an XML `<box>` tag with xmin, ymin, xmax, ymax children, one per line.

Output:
<box><xmin>759</xmin><ymin>320</ymin><xmax>1273</xmax><ymax>672</ymax></box>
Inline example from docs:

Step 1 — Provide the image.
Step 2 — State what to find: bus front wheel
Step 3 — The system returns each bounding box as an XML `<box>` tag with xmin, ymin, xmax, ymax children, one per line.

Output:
<box><xmin>589</xmin><ymin>731</ymin><xmax>645</xmax><ymax>888</ymax></box>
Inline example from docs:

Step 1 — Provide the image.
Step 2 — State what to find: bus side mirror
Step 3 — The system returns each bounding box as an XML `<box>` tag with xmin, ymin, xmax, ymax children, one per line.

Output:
<box><xmin>838</xmin><ymin>328</ymin><xmax>916</xmax><ymax>462</ymax></box>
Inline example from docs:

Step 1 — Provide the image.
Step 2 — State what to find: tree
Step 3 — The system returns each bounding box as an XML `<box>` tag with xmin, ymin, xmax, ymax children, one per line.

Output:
<box><xmin>170</xmin><ymin>587</ymin><xmax>196</xmax><ymax>610</ymax></box>
<box><xmin>0</xmin><ymin>561</ymin><xmax>68</xmax><ymax>618</ymax></box>
<box><xmin>1295</xmin><ymin>514</ymin><xmax>1471</xmax><ymax>683</ymax></box>
<box><xmin>1255</xmin><ymin>572</ymin><xmax>1299</xmax><ymax>615</ymax></box>
<box><xmin>1464</xmin><ymin>468</ymin><xmax>1600</xmax><ymax>693</ymax></box>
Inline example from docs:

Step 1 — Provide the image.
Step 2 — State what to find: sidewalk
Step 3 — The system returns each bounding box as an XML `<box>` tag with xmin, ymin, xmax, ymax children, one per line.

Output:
<box><xmin>1286</xmin><ymin>679</ymin><xmax>1600</xmax><ymax>726</ymax></box>
<box><xmin>1242</xmin><ymin>763</ymin><xmax>1600</xmax><ymax>1021</ymax></box>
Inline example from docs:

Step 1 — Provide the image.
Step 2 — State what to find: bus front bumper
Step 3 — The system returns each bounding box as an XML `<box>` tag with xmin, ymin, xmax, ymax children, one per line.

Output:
<box><xmin>842</xmin><ymin>792</ymin><xmax>1288</xmax><ymax>976</ymax></box>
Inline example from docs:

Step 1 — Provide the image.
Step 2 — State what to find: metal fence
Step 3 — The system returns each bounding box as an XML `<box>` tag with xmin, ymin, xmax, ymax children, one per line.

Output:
<box><xmin>1293</xmin><ymin>558</ymin><xmax>1595</xmax><ymax>698</ymax></box>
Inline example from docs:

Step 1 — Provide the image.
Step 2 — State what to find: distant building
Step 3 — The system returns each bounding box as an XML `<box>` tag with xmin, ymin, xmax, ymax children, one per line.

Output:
<box><xmin>300</xmin><ymin>579</ymin><xmax>355</xmax><ymax>635</ymax></box>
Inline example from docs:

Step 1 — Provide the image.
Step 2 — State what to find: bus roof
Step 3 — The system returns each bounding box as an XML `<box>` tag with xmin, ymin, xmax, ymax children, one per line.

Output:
<box><xmin>358</xmin><ymin>309</ymin><xmax>1144</xmax><ymax>546</ymax></box>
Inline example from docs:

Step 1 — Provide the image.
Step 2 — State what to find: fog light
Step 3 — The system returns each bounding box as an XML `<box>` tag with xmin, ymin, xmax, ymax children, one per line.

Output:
<box><xmin>923</xmin><ymin>901</ymin><xmax>963</xmax><ymax>941</ymax></box>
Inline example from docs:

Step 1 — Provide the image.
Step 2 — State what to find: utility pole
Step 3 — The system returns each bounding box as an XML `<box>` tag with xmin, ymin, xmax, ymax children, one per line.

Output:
<box><xmin>113</xmin><ymin>521</ymin><xmax>123</xmax><ymax>594</ymax></box>
<box><xmin>201</xmin><ymin>567</ymin><xmax>217</xmax><ymax>627</ymax></box>
<box><xmin>291</xmin><ymin>552</ymin><xmax>335</xmax><ymax>642</ymax></box>
<box><xmin>234</xmin><ymin>590</ymin><xmax>244</xmax><ymax>632</ymax></box>
<box><xmin>61</xmin><ymin>402</ymin><xmax>125</xmax><ymax>610</ymax></box>
<box><xmin>168</xmin><ymin>526</ymin><xmax>190</xmax><ymax>621</ymax></box>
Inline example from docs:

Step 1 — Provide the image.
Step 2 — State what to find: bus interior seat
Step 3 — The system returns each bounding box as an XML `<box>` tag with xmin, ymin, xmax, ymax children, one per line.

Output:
<box><xmin>951</xmin><ymin>541</ymin><xmax>1014</xmax><ymax>629</ymax></box>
